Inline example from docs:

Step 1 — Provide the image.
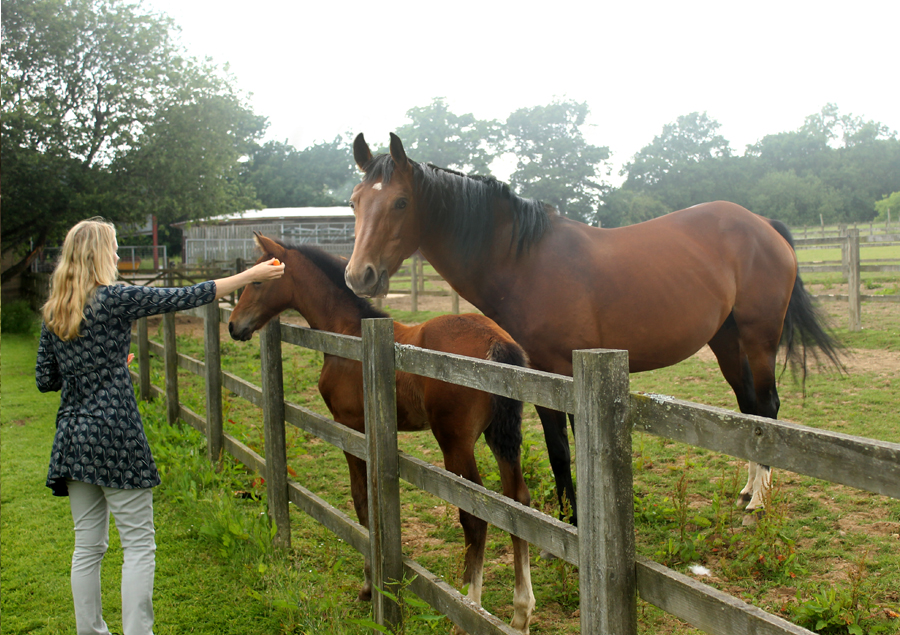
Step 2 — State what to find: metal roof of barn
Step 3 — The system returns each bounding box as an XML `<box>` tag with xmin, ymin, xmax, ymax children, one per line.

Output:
<box><xmin>173</xmin><ymin>207</ymin><xmax>353</xmax><ymax>227</ymax></box>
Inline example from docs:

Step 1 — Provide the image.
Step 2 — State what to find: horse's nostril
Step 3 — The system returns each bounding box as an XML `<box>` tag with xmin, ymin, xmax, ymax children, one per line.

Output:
<box><xmin>363</xmin><ymin>265</ymin><xmax>377</xmax><ymax>289</ymax></box>
<box><xmin>228</xmin><ymin>322</ymin><xmax>234</xmax><ymax>334</ymax></box>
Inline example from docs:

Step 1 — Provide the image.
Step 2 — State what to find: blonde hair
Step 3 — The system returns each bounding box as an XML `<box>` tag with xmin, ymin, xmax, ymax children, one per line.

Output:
<box><xmin>42</xmin><ymin>218</ymin><xmax>119</xmax><ymax>340</ymax></box>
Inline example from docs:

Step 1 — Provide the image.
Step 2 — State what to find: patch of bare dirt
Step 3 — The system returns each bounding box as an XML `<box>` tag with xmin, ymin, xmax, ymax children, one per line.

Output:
<box><xmin>691</xmin><ymin>344</ymin><xmax>900</xmax><ymax>377</ymax></box>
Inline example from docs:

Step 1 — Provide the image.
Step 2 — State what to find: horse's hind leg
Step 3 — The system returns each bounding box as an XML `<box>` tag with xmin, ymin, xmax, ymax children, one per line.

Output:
<box><xmin>709</xmin><ymin>313</ymin><xmax>782</xmax><ymax>513</ymax></box>
<box><xmin>535</xmin><ymin>405</ymin><xmax>576</xmax><ymax>525</ymax></box>
<box><xmin>491</xmin><ymin>453</ymin><xmax>535</xmax><ymax>633</ymax></box>
<box><xmin>430</xmin><ymin>429</ymin><xmax>489</xmax><ymax>614</ymax></box>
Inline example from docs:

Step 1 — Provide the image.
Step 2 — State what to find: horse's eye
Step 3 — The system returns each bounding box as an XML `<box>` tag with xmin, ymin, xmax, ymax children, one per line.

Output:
<box><xmin>395</xmin><ymin>198</ymin><xmax>407</xmax><ymax>210</ymax></box>
<box><xmin>252</xmin><ymin>281</ymin><xmax>262</xmax><ymax>287</ymax></box>
<box><xmin>349</xmin><ymin>201</ymin><xmax>356</xmax><ymax>211</ymax></box>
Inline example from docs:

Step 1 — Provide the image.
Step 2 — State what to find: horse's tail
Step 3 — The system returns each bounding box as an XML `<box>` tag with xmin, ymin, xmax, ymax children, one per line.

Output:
<box><xmin>483</xmin><ymin>339</ymin><xmax>528</xmax><ymax>464</ymax></box>
<box><xmin>769</xmin><ymin>219</ymin><xmax>845</xmax><ymax>376</ymax></box>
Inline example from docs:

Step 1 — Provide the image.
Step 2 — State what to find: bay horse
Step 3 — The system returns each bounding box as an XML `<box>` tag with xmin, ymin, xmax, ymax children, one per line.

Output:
<box><xmin>228</xmin><ymin>233</ymin><xmax>535</xmax><ymax>633</ymax></box>
<box><xmin>344</xmin><ymin>133</ymin><xmax>843</xmax><ymax>525</ymax></box>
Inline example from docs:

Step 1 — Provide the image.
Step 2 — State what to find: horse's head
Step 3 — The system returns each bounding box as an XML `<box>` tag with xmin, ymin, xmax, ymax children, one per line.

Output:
<box><xmin>228</xmin><ymin>233</ymin><xmax>292</xmax><ymax>341</ymax></box>
<box><xmin>345</xmin><ymin>133</ymin><xmax>422</xmax><ymax>298</ymax></box>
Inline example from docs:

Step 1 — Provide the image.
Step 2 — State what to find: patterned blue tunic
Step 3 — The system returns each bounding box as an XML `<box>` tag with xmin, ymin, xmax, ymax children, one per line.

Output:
<box><xmin>36</xmin><ymin>282</ymin><xmax>216</xmax><ymax>496</ymax></box>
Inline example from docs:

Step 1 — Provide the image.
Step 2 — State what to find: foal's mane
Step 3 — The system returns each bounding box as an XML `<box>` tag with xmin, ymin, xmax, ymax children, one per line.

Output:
<box><xmin>273</xmin><ymin>239</ymin><xmax>389</xmax><ymax>320</ymax></box>
<box><xmin>361</xmin><ymin>153</ymin><xmax>554</xmax><ymax>261</ymax></box>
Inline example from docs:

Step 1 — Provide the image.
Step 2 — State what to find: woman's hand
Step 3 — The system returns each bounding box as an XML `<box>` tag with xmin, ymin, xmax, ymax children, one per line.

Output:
<box><xmin>213</xmin><ymin>258</ymin><xmax>285</xmax><ymax>300</ymax></box>
<box><xmin>247</xmin><ymin>258</ymin><xmax>285</xmax><ymax>282</ymax></box>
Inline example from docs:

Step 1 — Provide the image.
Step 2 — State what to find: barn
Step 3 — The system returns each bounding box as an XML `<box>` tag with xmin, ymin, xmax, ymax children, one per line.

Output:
<box><xmin>175</xmin><ymin>207</ymin><xmax>355</xmax><ymax>265</ymax></box>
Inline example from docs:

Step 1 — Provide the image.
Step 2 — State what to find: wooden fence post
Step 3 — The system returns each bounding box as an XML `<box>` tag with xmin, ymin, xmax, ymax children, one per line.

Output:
<box><xmin>840</xmin><ymin>225</ymin><xmax>849</xmax><ymax>279</ymax></box>
<box><xmin>137</xmin><ymin>316</ymin><xmax>151</xmax><ymax>402</ymax></box>
<box><xmin>204</xmin><ymin>301</ymin><xmax>224</xmax><ymax>464</ymax></box>
<box><xmin>410</xmin><ymin>255</ymin><xmax>419</xmax><ymax>312</ymax></box>
<box><xmin>848</xmin><ymin>228</ymin><xmax>861</xmax><ymax>332</ymax></box>
<box><xmin>451</xmin><ymin>289</ymin><xmax>459</xmax><ymax>315</ymax></box>
<box><xmin>260</xmin><ymin>318</ymin><xmax>290</xmax><ymax>548</ymax></box>
<box><xmin>362</xmin><ymin>318</ymin><xmax>403</xmax><ymax>630</ymax></box>
<box><xmin>418</xmin><ymin>256</ymin><xmax>425</xmax><ymax>294</ymax></box>
<box><xmin>163</xmin><ymin>312</ymin><xmax>179</xmax><ymax>425</ymax></box>
<box><xmin>573</xmin><ymin>348</ymin><xmax>636</xmax><ymax>635</ymax></box>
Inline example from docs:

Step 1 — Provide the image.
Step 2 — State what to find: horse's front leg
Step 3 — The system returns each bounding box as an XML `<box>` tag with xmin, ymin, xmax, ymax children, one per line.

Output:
<box><xmin>343</xmin><ymin>451</ymin><xmax>373</xmax><ymax>601</ymax></box>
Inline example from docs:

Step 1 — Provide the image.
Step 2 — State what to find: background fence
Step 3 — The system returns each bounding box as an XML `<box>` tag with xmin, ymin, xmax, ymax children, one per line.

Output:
<box><xmin>132</xmin><ymin>304</ymin><xmax>900</xmax><ymax>634</ymax></box>
<box><xmin>796</xmin><ymin>228</ymin><xmax>900</xmax><ymax>331</ymax></box>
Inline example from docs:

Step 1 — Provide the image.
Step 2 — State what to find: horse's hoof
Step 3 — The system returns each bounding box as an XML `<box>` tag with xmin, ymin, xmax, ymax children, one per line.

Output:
<box><xmin>357</xmin><ymin>586</ymin><xmax>372</xmax><ymax>602</ymax></box>
<box><xmin>742</xmin><ymin>509</ymin><xmax>765</xmax><ymax>527</ymax></box>
<box><xmin>735</xmin><ymin>492</ymin><xmax>752</xmax><ymax>507</ymax></box>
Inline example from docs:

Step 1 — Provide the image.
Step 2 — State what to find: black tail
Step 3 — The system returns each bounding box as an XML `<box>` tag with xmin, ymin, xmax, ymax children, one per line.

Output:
<box><xmin>769</xmin><ymin>220</ymin><xmax>845</xmax><ymax>375</ymax></box>
<box><xmin>483</xmin><ymin>340</ymin><xmax>528</xmax><ymax>464</ymax></box>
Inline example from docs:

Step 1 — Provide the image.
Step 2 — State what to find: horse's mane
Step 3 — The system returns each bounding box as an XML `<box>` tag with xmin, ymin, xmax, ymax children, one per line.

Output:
<box><xmin>271</xmin><ymin>238</ymin><xmax>389</xmax><ymax>320</ymax></box>
<box><xmin>361</xmin><ymin>154</ymin><xmax>554</xmax><ymax>261</ymax></box>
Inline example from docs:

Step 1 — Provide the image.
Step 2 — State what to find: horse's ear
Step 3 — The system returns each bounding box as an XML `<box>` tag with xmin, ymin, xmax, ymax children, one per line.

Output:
<box><xmin>389</xmin><ymin>133</ymin><xmax>410</xmax><ymax>173</ymax></box>
<box><xmin>253</xmin><ymin>233</ymin><xmax>281</xmax><ymax>257</ymax></box>
<box><xmin>353</xmin><ymin>133</ymin><xmax>373</xmax><ymax>171</ymax></box>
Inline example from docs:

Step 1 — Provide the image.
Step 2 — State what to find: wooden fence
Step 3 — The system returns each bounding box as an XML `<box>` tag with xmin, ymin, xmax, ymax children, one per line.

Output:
<box><xmin>372</xmin><ymin>254</ymin><xmax>462</xmax><ymax>314</ymax></box>
<box><xmin>133</xmin><ymin>305</ymin><xmax>900</xmax><ymax>634</ymax></box>
<box><xmin>796</xmin><ymin>228</ymin><xmax>900</xmax><ymax>331</ymax></box>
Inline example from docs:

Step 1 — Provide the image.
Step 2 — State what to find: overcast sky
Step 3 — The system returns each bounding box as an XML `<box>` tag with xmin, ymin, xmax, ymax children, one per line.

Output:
<box><xmin>143</xmin><ymin>0</ymin><xmax>899</xmax><ymax>181</ymax></box>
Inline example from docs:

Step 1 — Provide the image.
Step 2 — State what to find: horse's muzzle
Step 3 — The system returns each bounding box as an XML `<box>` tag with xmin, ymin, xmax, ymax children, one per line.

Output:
<box><xmin>228</xmin><ymin>320</ymin><xmax>253</xmax><ymax>342</ymax></box>
<box><xmin>345</xmin><ymin>264</ymin><xmax>389</xmax><ymax>298</ymax></box>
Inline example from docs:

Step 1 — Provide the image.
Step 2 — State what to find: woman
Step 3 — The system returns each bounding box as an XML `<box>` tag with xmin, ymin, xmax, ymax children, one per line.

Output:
<box><xmin>35</xmin><ymin>218</ymin><xmax>284</xmax><ymax>635</ymax></box>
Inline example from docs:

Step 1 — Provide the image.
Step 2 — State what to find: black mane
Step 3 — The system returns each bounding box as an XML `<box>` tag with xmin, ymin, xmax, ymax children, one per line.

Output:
<box><xmin>361</xmin><ymin>154</ymin><xmax>554</xmax><ymax>261</ymax></box>
<box><xmin>271</xmin><ymin>239</ymin><xmax>389</xmax><ymax>320</ymax></box>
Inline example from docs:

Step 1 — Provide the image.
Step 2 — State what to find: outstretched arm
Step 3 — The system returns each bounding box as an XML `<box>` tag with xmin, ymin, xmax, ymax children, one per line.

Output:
<box><xmin>212</xmin><ymin>258</ymin><xmax>285</xmax><ymax>300</ymax></box>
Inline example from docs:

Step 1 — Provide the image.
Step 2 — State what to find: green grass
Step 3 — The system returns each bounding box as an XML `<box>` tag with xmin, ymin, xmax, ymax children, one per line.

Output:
<box><xmin>0</xmin><ymin>334</ymin><xmax>376</xmax><ymax>634</ymax></box>
<box><xmin>7</xmin><ymin>285</ymin><xmax>900</xmax><ymax>634</ymax></box>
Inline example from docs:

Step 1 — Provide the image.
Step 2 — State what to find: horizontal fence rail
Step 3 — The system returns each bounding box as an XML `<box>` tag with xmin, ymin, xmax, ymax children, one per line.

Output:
<box><xmin>133</xmin><ymin>303</ymin><xmax>900</xmax><ymax>635</ymax></box>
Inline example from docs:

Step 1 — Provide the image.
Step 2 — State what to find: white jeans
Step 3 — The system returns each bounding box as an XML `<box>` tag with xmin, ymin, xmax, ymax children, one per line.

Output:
<box><xmin>68</xmin><ymin>480</ymin><xmax>156</xmax><ymax>635</ymax></box>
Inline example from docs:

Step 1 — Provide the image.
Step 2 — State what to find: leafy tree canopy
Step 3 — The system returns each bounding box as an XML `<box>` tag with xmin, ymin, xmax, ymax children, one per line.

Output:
<box><xmin>623</xmin><ymin>111</ymin><xmax>732</xmax><ymax>189</ymax></box>
<box><xmin>874</xmin><ymin>192</ymin><xmax>900</xmax><ymax>222</ymax></box>
<box><xmin>1</xmin><ymin>0</ymin><xmax>266</xmax><ymax>280</ymax></box>
<box><xmin>505</xmin><ymin>99</ymin><xmax>610</xmax><ymax>225</ymax></box>
<box><xmin>241</xmin><ymin>137</ymin><xmax>356</xmax><ymax>209</ymax></box>
<box><xmin>393</xmin><ymin>98</ymin><xmax>501</xmax><ymax>175</ymax></box>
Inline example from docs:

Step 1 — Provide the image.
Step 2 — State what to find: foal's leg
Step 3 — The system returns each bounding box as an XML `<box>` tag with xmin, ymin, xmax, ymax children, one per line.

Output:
<box><xmin>534</xmin><ymin>406</ymin><xmax>576</xmax><ymax>525</ymax></box>
<box><xmin>492</xmin><ymin>454</ymin><xmax>535</xmax><ymax>633</ymax></box>
<box><xmin>343</xmin><ymin>452</ymin><xmax>373</xmax><ymax>601</ymax></box>
<box><xmin>429</xmin><ymin>418</ymin><xmax>489</xmax><ymax>628</ymax></box>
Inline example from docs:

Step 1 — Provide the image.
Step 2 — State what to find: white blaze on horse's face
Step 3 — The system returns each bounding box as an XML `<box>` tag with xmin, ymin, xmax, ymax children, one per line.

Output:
<box><xmin>371</xmin><ymin>182</ymin><xmax>382</xmax><ymax>191</ymax></box>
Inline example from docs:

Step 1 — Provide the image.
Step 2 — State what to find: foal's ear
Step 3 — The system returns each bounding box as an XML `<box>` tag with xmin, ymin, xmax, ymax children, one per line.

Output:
<box><xmin>253</xmin><ymin>233</ymin><xmax>281</xmax><ymax>258</ymax></box>
<box><xmin>389</xmin><ymin>133</ymin><xmax>410</xmax><ymax>173</ymax></box>
<box><xmin>353</xmin><ymin>133</ymin><xmax>373</xmax><ymax>171</ymax></box>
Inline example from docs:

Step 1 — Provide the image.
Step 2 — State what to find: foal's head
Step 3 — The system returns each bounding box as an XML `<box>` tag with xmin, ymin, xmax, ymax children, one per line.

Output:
<box><xmin>345</xmin><ymin>133</ymin><xmax>423</xmax><ymax>298</ymax></box>
<box><xmin>228</xmin><ymin>233</ymin><xmax>293</xmax><ymax>341</ymax></box>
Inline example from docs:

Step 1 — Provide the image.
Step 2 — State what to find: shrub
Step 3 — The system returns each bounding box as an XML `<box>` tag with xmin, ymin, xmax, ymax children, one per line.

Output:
<box><xmin>1</xmin><ymin>300</ymin><xmax>38</xmax><ymax>335</ymax></box>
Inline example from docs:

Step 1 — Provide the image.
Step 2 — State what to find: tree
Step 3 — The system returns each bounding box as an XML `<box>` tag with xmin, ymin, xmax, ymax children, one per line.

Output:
<box><xmin>241</xmin><ymin>137</ymin><xmax>357</xmax><ymax>208</ymax></box>
<box><xmin>749</xmin><ymin>171</ymin><xmax>844</xmax><ymax>226</ymax></box>
<box><xmin>1</xmin><ymin>0</ymin><xmax>266</xmax><ymax>280</ymax></box>
<box><xmin>874</xmin><ymin>191</ymin><xmax>900</xmax><ymax>222</ymax></box>
<box><xmin>505</xmin><ymin>100</ymin><xmax>610</xmax><ymax>224</ymax></box>
<box><xmin>393</xmin><ymin>98</ymin><xmax>501</xmax><ymax>175</ymax></box>
<box><xmin>599</xmin><ymin>189</ymin><xmax>670</xmax><ymax>228</ymax></box>
<box><xmin>623</xmin><ymin>112</ymin><xmax>732</xmax><ymax>189</ymax></box>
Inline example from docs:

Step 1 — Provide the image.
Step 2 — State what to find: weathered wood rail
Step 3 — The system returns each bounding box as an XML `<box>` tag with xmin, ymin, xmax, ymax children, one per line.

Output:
<box><xmin>133</xmin><ymin>304</ymin><xmax>900</xmax><ymax>634</ymax></box>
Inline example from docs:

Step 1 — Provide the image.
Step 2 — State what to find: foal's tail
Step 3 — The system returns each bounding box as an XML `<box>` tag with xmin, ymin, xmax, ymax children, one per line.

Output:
<box><xmin>769</xmin><ymin>219</ymin><xmax>845</xmax><ymax>375</ymax></box>
<box><xmin>483</xmin><ymin>340</ymin><xmax>528</xmax><ymax>464</ymax></box>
